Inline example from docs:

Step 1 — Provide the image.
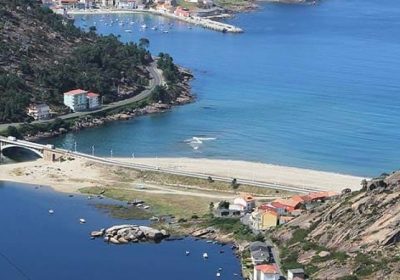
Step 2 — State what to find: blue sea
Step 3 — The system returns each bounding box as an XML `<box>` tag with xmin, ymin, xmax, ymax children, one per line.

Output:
<box><xmin>0</xmin><ymin>182</ymin><xmax>242</xmax><ymax>280</ymax></box>
<box><xmin>43</xmin><ymin>0</ymin><xmax>400</xmax><ymax>177</ymax></box>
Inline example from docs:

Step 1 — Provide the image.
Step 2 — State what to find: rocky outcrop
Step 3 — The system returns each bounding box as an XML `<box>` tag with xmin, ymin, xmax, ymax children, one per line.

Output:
<box><xmin>91</xmin><ymin>224</ymin><xmax>170</xmax><ymax>244</ymax></box>
<box><xmin>272</xmin><ymin>170</ymin><xmax>400</xmax><ymax>279</ymax></box>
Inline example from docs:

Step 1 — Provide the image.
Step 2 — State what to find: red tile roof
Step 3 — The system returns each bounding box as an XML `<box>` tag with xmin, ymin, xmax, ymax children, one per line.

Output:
<box><xmin>64</xmin><ymin>89</ymin><xmax>87</xmax><ymax>96</ymax></box>
<box><xmin>258</xmin><ymin>204</ymin><xmax>277</xmax><ymax>212</ymax></box>
<box><xmin>255</xmin><ymin>264</ymin><xmax>278</xmax><ymax>274</ymax></box>
<box><xmin>240</xmin><ymin>193</ymin><xmax>254</xmax><ymax>202</ymax></box>
<box><xmin>87</xmin><ymin>92</ymin><xmax>99</xmax><ymax>98</ymax></box>
<box><xmin>273</xmin><ymin>198</ymin><xmax>302</xmax><ymax>209</ymax></box>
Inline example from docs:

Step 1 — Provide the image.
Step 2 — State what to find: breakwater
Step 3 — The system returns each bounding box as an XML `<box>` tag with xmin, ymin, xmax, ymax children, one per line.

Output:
<box><xmin>147</xmin><ymin>9</ymin><xmax>243</xmax><ymax>33</ymax></box>
<box><xmin>67</xmin><ymin>8</ymin><xmax>243</xmax><ymax>33</ymax></box>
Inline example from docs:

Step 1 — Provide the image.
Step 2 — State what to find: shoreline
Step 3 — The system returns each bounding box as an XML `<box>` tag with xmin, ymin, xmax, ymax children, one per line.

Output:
<box><xmin>4</xmin><ymin>66</ymin><xmax>194</xmax><ymax>141</ymax></box>
<box><xmin>67</xmin><ymin>8</ymin><xmax>243</xmax><ymax>33</ymax></box>
<box><xmin>115</xmin><ymin>157</ymin><xmax>365</xmax><ymax>192</ymax></box>
<box><xmin>0</xmin><ymin>156</ymin><xmax>365</xmax><ymax>194</ymax></box>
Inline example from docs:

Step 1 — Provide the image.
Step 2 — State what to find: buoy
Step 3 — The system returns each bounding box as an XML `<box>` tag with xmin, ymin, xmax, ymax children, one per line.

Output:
<box><xmin>79</xmin><ymin>218</ymin><xmax>86</xmax><ymax>224</ymax></box>
<box><xmin>48</xmin><ymin>209</ymin><xmax>54</xmax><ymax>214</ymax></box>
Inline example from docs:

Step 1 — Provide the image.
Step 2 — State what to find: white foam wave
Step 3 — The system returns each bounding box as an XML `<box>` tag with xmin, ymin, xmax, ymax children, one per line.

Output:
<box><xmin>184</xmin><ymin>136</ymin><xmax>217</xmax><ymax>150</ymax></box>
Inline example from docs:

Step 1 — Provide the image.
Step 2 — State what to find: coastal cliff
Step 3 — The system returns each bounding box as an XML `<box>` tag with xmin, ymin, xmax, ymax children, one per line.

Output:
<box><xmin>0</xmin><ymin>0</ymin><xmax>187</xmax><ymax>125</ymax></box>
<box><xmin>271</xmin><ymin>171</ymin><xmax>400</xmax><ymax>279</ymax></box>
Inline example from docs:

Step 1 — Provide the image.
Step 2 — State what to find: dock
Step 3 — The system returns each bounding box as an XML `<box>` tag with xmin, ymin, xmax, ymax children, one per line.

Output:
<box><xmin>147</xmin><ymin>9</ymin><xmax>243</xmax><ymax>33</ymax></box>
<box><xmin>66</xmin><ymin>8</ymin><xmax>243</xmax><ymax>34</ymax></box>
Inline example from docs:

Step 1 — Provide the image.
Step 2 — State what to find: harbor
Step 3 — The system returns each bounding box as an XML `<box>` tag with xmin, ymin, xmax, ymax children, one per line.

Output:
<box><xmin>66</xmin><ymin>8</ymin><xmax>243</xmax><ymax>33</ymax></box>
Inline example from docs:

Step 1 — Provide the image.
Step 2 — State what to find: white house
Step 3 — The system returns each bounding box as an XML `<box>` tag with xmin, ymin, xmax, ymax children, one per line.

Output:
<box><xmin>233</xmin><ymin>194</ymin><xmax>256</xmax><ymax>212</ymax></box>
<box><xmin>63</xmin><ymin>89</ymin><xmax>88</xmax><ymax>112</ymax></box>
<box><xmin>87</xmin><ymin>92</ymin><xmax>100</xmax><ymax>109</ymax></box>
<box><xmin>287</xmin><ymin>268</ymin><xmax>305</xmax><ymax>280</ymax></box>
<box><xmin>27</xmin><ymin>103</ymin><xmax>50</xmax><ymax>120</ymax></box>
<box><xmin>254</xmin><ymin>264</ymin><xmax>280</xmax><ymax>280</ymax></box>
<box><xmin>117</xmin><ymin>0</ymin><xmax>137</xmax><ymax>9</ymax></box>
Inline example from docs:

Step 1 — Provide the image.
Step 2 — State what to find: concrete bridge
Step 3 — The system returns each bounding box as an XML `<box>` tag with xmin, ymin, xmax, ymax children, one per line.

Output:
<box><xmin>0</xmin><ymin>136</ymin><xmax>65</xmax><ymax>161</ymax></box>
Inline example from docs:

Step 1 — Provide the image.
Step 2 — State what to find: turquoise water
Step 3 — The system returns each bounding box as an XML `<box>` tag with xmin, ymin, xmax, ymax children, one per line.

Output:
<box><xmin>44</xmin><ymin>0</ymin><xmax>400</xmax><ymax>177</ymax></box>
<box><xmin>0</xmin><ymin>182</ymin><xmax>242</xmax><ymax>280</ymax></box>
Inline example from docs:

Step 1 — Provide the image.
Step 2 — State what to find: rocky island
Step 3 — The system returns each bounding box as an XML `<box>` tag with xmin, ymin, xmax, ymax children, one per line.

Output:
<box><xmin>91</xmin><ymin>224</ymin><xmax>170</xmax><ymax>244</ymax></box>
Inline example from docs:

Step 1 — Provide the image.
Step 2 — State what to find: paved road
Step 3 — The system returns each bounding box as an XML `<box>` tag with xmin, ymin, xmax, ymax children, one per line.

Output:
<box><xmin>0</xmin><ymin>136</ymin><xmax>313</xmax><ymax>193</ymax></box>
<box><xmin>70</xmin><ymin>151</ymin><xmax>313</xmax><ymax>193</ymax></box>
<box><xmin>0</xmin><ymin>62</ymin><xmax>164</xmax><ymax>132</ymax></box>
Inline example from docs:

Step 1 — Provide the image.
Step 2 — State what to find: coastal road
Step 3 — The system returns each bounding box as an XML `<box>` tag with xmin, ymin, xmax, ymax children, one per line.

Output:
<box><xmin>0</xmin><ymin>136</ymin><xmax>325</xmax><ymax>194</ymax></box>
<box><xmin>69</xmin><ymin>151</ymin><xmax>317</xmax><ymax>194</ymax></box>
<box><xmin>0</xmin><ymin>62</ymin><xmax>164</xmax><ymax>132</ymax></box>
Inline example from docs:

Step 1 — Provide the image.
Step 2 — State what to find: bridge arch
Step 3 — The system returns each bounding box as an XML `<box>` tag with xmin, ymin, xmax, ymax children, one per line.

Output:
<box><xmin>0</xmin><ymin>144</ymin><xmax>44</xmax><ymax>158</ymax></box>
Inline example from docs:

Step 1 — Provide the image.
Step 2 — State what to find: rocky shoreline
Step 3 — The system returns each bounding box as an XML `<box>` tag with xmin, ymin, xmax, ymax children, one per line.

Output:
<box><xmin>24</xmin><ymin>70</ymin><xmax>194</xmax><ymax>142</ymax></box>
<box><xmin>91</xmin><ymin>224</ymin><xmax>170</xmax><ymax>244</ymax></box>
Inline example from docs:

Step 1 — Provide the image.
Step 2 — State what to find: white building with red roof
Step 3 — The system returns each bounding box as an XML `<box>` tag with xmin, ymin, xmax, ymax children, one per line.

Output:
<box><xmin>63</xmin><ymin>89</ymin><xmax>88</xmax><ymax>112</ymax></box>
<box><xmin>64</xmin><ymin>89</ymin><xmax>102</xmax><ymax>111</ymax></box>
<box><xmin>254</xmin><ymin>264</ymin><xmax>280</xmax><ymax>280</ymax></box>
<box><xmin>87</xmin><ymin>92</ymin><xmax>100</xmax><ymax>109</ymax></box>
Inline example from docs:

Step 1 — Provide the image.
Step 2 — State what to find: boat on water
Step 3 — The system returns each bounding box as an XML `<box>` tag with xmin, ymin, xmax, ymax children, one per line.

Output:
<box><xmin>125</xmin><ymin>29</ymin><xmax>132</xmax><ymax>33</ymax></box>
<box><xmin>185</xmin><ymin>250</ymin><xmax>190</xmax><ymax>256</ymax></box>
<box><xmin>48</xmin><ymin>209</ymin><xmax>54</xmax><ymax>214</ymax></box>
<box><xmin>79</xmin><ymin>218</ymin><xmax>86</xmax><ymax>224</ymax></box>
<box><xmin>203</xmin><ymin>252</ymin><xmax>208</xmax><ymax>259</ymax></box>
<box><xmin>141</xmin><ymin>24</ymin><xmax>147</xmax><ymax>29</ymax></box>
<box><xmin>216</xmin><ymin>272</ymin><xmax>221</xmax><ymax>277</ymax></box>
<box><xmin>163</xmin><ymin>30</ymin><xmax>169</xmax><ymax>33</ymax></box>
<box><xmin>151</xmin><ymin>26</ymin><xmax>158</xmax><ymax>30</ymax></box>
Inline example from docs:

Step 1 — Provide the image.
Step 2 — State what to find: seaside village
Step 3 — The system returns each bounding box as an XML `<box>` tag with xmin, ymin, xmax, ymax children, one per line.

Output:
<box><xmin>43</xmin><ymin>0</ymin><xmax>230</xmax><ymax>20</ymax></box>
<box><xmin>212</xmin><ymin>190</ymin><xmax>338</xmax><ymax>280</ymax></box>
<box><xmin>26</xmin><ymin>89</ymin><xmax>101</xmax><ymax>121</ymax></box>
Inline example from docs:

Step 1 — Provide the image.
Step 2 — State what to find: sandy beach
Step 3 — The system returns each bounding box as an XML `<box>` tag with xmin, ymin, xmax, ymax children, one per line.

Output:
<box><xmin>0</xmin><ymin>159</ymin><xmax>104</xmax><ymax>193</ymax></box>
<box><xmin>0</xmin><ymin>157</ymin><xmax>365</xmax><ymax>196</ymax></box>
<box><xmin>116</xmin><ymin>157</ymin><xmax>366</xmax><ymax>192</ymax></box>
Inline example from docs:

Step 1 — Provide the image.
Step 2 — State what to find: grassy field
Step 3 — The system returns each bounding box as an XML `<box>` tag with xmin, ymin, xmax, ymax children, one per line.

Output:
<box><xmin>80</xmin><ymin>186</ymin><xmax>214</xmax><ymax>219</ymax></box>
<box><xmin>79</xmin><ymin>163</ymin><xmax>294</xmax><ymax>219</ymax></box>
<box><xmin>101</xmin><ymin>164</ymin><xmax>293</xmax><ymax>197</ymax></box>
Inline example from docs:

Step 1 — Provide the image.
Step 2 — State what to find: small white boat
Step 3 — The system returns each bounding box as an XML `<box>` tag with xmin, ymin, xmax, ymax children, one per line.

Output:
<box><xmin>216</xmin><ymin>272</ymin><xmax>221</xmax><ymax>277</ymax></box>
<box><xmin>143</xmin><ymin>205</ymin><xmax>150</xmax><ymax>209</ymax></box>
<box><xmin>79</xmin><ymin>218</ymin><xmax>86</xmax><ymax>224</ymax></box>
<box><xmin>203</xmin><ymin>252</ymin><xmax>208</xmax><ymax>259</ymax></box>
<box><xmin>125</xmin><ymin>29</ymin><xmax>132</xmax><ymax>33</ymax></box>
<box><xmin>163</xmin><ymin>30</ymin><xmax>169</xmax><ymax>33</ymax></box>
<box><xmin>48</xmin><ymin>209</ymin><xmax>54</xmax><ymax>214</ymax></box>
<box><xmin>185</xmin><ymin>250</ymin><xmax>190</xmax><ymax>256</ymax></box>
<box><xmin>149</xmin><ymin>216</ymin><xmax>159</xmax><ymax>221</ymax></box>
<box><xmin>141</xmin><ymin>24</ymin><xmax>147</xmax><ymax>29</ymax></box>
<box><xmin>151</xmin><ymin>26</ymin><xmax>158</xmax><ymax>30</ymax></box>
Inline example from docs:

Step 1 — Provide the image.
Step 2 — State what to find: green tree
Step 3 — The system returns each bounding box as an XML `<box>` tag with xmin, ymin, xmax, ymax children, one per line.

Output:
<box><xmin>139</xmin><ymin>37</ymin><xmax>150</xmax><ymax>49</ymax></box>
<box><xmin>6</xmin><ymin>126</ymin><xmax>22</xmax><ymax>139</ymax></box>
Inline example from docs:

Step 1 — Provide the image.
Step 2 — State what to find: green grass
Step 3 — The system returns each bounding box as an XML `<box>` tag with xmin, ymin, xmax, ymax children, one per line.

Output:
<box><xmin>288</xmin><ymin>228</ymin><xmax>310</xmax><ymax>245</ymax></box>
<box><xmin>138</xmin><ymin>170</ymin><xmax>292</xmax><ymax>197</ymax></box>
<box><xmin>94</xmin><ymin>203</ymin><xmax>152</xmax><ymax>220</ymax></box>
<box><xmin>201</xmin><ymin>216</ymin><xmax>264</xmax><ymax>242</ymax></box>
<box><xmin>80</xmin><ymin>186</ymin><xmax>213</xmax><ymax>219</ymax></box>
